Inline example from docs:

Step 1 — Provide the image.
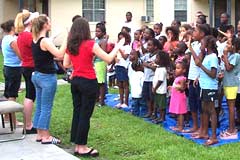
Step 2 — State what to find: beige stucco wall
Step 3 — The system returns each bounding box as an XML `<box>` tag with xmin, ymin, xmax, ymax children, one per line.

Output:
<box><xmin>188</xmin><ymin>0</ymin><xmax>209</xmax><ymax>24</ymax></box>
<box><xmin>49</xmin><ymin>0</ymin><xmax>147</xmax><ymax>42</ymax></box>
<box><xmin>1</xmin><ymin>0</ymin><xmax>18</xmax><ymax>22</ymax></box>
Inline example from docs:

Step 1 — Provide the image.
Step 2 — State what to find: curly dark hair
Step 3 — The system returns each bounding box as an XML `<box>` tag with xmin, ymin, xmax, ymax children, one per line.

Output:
<box><xmin>165</xmin><ymin>26</ymin><xmax>179</xmax><ymax>41</ymax></box>
<box><xmin>157</xmin><ymin>50</ymin><xmax>170</xmax><ymax>67</ymax></box>
<box><xmin>67</xmin><ymin>18</ymin><xmax>91</xmax><ymax>55</ymax></box>
<box><xmin>148</xmin><ymin>38</ymin><xmax>163</xmax><ymax>50</ymax></box>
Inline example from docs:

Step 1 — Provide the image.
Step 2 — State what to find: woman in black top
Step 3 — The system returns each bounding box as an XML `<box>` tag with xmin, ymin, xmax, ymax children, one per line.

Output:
<box><xmin>31</xmin><ymin>15</ymin><xmax>67</xmax><ymax>144</ymax></box>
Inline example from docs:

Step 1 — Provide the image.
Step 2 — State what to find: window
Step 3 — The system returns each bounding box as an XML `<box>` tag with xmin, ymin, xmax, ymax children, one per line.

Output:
<box><xmin>19</xmin><ymin>0</ymin><xmax>36</xmax><ymax>12</ymax></box>
<box><xmin>82</xmin><ymin>0</ymin><xmax>105</xmax><ymax>22</ymax></box>
<box><xmin>146</xmin><ymin>0</ymin><xmax>154</xmax><ymax>21</ymax></box>
<box><xmin>174</xmin><ymin>0</ymin><xmax>187</xmax><ymax>21</ymax></box>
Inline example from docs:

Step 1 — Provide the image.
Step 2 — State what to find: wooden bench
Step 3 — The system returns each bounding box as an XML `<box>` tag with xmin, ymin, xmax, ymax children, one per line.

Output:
<box><xmin>0</xmin><ymin>100</ymin><xmax>25</xmax><ymax>142</ymax></box>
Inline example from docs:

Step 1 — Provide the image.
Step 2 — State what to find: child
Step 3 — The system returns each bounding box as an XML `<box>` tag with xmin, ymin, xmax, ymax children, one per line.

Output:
<box><xmin>94</xmin><ymin>22</ymin><xmax>107</xmax><ymax>106</ymax></box>
<box><xmin>107</xmin><ymin>62</ymin><xmax>116</xmax><ymax>88</ymax></box>
<box><xmin>152</xmin><ymin>51</ymin><xmax>170</xmax><ymax>123</ymax></box>
<box><xmin>132</xmin><ymin>29</ymin><xmax>142</xmax><ymax>51</ymax></box>
<box><xmin>194</xmin><ymin>35</ymin><xmax>219</xmax><ymax>146</ymax></box>
<box><xmin>153</xmin><ymin>23</ymin><xmax>163</xmax><ymax>40</ymax></box>
<box><xmin>163</xmin><ymin>26</ymin><xmax>179</xmax><ymax>55</ymax></box>
<box><xmin>140</xmin><ymin>28</ymin><xmax>155</xmax><ymax>55</ymax></box>
<box><xmin>220</xmin><ymin>35</ymin><xmax>240</xmax><ymax>139</ymax></box>
<box><xmin>141</xmin><ymin>38</ymin><xmax>161</xmax><ymax>119</ymax></box>
<box><xmin>129</xmin><ymin>50</ymin><xmax>145</xmax><ymax>116</ymax></box>
<box><xmin>169</xmin><ymin>60</ymin><xmax>188</xmax><ymax>132</ymax></box>
<box><xmin>187</xmin><ymin>24</ymin><xmax>210</xmax><ymax>134</ymax></box>
<box><xmin>173</xmin><ymin>41</ymin><xmax>188</xmax><ymax>63</ymax></box>
<box><xmin>158</xmin><ymin>35</ymin><xmax>167</xmax><ymax>47</ymax></box>
<box><xmin>115</xmin><ymin>32</ymin><xmax>131</xmax><ymax>108</ymax></box>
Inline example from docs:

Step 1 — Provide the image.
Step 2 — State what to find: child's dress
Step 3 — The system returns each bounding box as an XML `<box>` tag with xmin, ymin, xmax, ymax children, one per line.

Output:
<box><xmin>169</xmin><ymin>76</ymin><xmax>187</xmax><ymax>114</ymax></box>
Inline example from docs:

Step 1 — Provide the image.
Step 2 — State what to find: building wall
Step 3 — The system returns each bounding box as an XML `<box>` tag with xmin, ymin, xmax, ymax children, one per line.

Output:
<box><xmin>2</xmin><ymin>0</ymin><xmax>19</xmax><ymax>22</ymax></box>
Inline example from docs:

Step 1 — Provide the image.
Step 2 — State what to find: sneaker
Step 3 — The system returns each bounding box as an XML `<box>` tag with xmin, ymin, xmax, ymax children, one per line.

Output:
<box><xmin>120</xmin><ymin>103</ymin><xmax>128</xmax><ymax>108</ymax></box>
<box><xmin>220</xmin><ymin>130</ymin><xmax>238</xmax><ymax>140</ymax></box>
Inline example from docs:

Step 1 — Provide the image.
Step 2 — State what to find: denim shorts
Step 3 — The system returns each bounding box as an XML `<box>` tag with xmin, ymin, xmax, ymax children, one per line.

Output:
<box><xmin>115</xmin><ymin>66</ymin><xmax>128</xmax><ymax>81</ymax></box>
<box><xmin>3</xmin><ymin>66</ymin><xmax>21</xmax><ymax>98</ymax></box>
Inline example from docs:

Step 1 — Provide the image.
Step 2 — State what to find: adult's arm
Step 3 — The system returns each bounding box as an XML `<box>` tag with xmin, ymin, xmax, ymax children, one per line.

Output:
<box><xmin>10</xmin><ymin>40</ymin><xmax>22</xmax><ymax>60</ymax></box>
<box><xmin>93</xmin><ymin>38</ymin><xmax>125</xmax><ymax>64</ymax></box>
<box><xmin>63</xmin><ymin>53</ymin><xmax>72</xmax><ymax>68</ymax></box>
<box><xmin>41</xmin><ymin>37</ymin><xmax>67</xmax><ymax>59</ymax></box>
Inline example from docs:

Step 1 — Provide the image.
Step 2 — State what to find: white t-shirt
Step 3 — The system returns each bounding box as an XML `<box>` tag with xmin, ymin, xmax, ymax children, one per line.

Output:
<box><xmin>129</xmin><ymin>69</ymin><xmax>144</xmax><ymax>98</ymax></box>
<box><xmin>115</xmin><ymin>44</ymin><xmax>131</xmax><ymax>68</ymax></box>
<box><xmin>141</xmin><ymin>53</ymin><xmax>157</xmax><ymax>82</ymax></box>
<box><xmin>187</xmin><ymin>41</ymin><xmax>201</xmax><ymax>80</ymax></box>
<box><xmin>217</xmin><ymin>40</ymin><xmax>227</xmax><ymax>71</ymax></box>
<box><xmin>122</xmin><ymin>21</ymin><xmax>137</xmax><ymax>44</ymax></box>
<box><xmin>152</xmin><ymin>67</ymin><xmax>167</xmax><ymax>94</ymax></box>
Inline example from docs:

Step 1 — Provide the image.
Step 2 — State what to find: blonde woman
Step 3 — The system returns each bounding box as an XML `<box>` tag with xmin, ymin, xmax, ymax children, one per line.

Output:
<box><xmin>31</xmin><ymin>15</ymin><xmax>67</xmax><ymax>144</ymax></box>
<box><xmin>15</xmin><ymin>9</ymin><xmax>39</xmax><ymax>134</ymax></box>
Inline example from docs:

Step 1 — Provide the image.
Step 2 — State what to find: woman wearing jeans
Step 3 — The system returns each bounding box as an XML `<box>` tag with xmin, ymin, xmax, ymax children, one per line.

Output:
<box><xmin>63</xmin><ymin>18</ymin><xmax>125</xmax><ymax>157</ymax></box>
<box><xmin>31</xmin><ymin>15</ymin><xmax>67</xmax><ymax>144</ymax></box>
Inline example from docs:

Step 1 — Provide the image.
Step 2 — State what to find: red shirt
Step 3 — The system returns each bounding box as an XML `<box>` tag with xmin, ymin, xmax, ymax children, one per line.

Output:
<box><xmin>17</xmin><ymin>31</ymin><xmax>34</xmax><ymax>67</ymax></box>
<box><xmin>67</xmin><ymin>40</ymin><xmax>96</xmax><ymax>79</ymax></box>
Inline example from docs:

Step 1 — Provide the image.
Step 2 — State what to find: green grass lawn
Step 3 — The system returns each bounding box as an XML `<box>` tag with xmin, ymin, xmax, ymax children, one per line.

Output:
<box><xmin>1</xmin><ymin>49</ymin><xmax>239</xmax><ymax>159</ymax></box>
<box><xmin>15</xmin><ymin>85</ymin><xmax>240</xmax><ymax>160</ymax></box>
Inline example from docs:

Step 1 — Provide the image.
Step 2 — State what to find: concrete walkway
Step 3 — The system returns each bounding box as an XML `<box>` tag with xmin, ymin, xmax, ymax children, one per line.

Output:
<box><xmin>0</xmin><ymin>123</ymin><xmax>79</xmax><ymax>160</ymax></box>
<box><xmin>0</xmin><ymin>80</ymin><xmax>79</xmax><ymax>160</ymax></box>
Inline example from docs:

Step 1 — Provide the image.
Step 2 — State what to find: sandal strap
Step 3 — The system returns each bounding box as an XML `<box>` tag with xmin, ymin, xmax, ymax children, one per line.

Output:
<box><xmin>52</xmin><ymin>137</ymin><xmax>60</xmax><ymax>144</ymax></box>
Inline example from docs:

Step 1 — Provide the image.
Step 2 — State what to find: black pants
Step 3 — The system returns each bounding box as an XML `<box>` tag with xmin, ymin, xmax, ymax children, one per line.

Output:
<box><xmin>70</xmin><ymin>77</ymin><xmax>98</xmax><ymax>145</ymax></box>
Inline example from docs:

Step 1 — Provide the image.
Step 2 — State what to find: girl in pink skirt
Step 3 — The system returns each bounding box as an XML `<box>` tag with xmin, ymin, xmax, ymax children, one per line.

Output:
<box><xmin>169</xmin><ymin>60</ymin><xmax>188</xmax><ymax>132</ymax></box>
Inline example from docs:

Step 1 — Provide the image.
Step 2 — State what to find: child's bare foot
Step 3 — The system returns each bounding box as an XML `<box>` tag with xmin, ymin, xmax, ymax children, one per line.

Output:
<box><xmin>191</xmin><ymin>134</ymin><xmax>209</xmax><ymax>140</ymax></box>
<box><xmin>204</xmin><ymin>138</ymin><xmax>218</xmax><ymax>146</ymax></box>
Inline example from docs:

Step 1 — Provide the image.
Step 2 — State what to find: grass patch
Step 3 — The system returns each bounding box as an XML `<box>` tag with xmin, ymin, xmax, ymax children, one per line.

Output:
<box><xmin>15</xmin><ymin>85</ymin><xmax>240</xmax><ymax>160</ymax></box>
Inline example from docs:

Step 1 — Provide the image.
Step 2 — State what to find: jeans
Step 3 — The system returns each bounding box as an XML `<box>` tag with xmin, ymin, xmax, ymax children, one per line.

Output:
<box><xmin>131</xmin><ymin>98</ymin><xmax>147</xmax><ymax>117</ymax></box>
<box><xmin>70</xmin><ymin>77</ymin><xmax>98</xmax><ymax>145</ymax></box>
<box><xmin>32</xmin><ymin>71</ymin><xmax>57</xmax><ymax>130</ymax></box>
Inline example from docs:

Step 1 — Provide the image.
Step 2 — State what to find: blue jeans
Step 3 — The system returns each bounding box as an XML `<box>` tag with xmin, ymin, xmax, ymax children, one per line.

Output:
<box><xmin>131</xmin><ymin>98</ymin><xmax>147</xmax><ymax>117</ymax></box>
<box><xmin>32</xmin><ymin>71</ymin><xmax>57</xmax><ymax>130</ymax></box>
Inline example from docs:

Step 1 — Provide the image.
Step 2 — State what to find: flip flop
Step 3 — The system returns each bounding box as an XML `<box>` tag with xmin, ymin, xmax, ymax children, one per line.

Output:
<box><xmin>74</xmin><ymin>148</ymin><xmax>99</xmax><ymax>157</ymax></box>
<box><xmin>204</xmin><ymin>139</ymin><xmax>218</xmax><ymax>146</ymax></box>
<box><xmin>41</xmin><ymin>136</ymin><xmax>61</xmax><ymax>144</ymax></box>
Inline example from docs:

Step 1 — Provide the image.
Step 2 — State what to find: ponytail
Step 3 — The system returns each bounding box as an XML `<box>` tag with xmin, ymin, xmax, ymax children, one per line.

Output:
<box><xmin>31</xmin><ymin>15</ymin><xmax>48</xmax><ymax>40</ymax></box>
<box><xmin>14</xmin><ymin>9</ymin><xmax>30</xmax><ymax>33</ymax></box>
